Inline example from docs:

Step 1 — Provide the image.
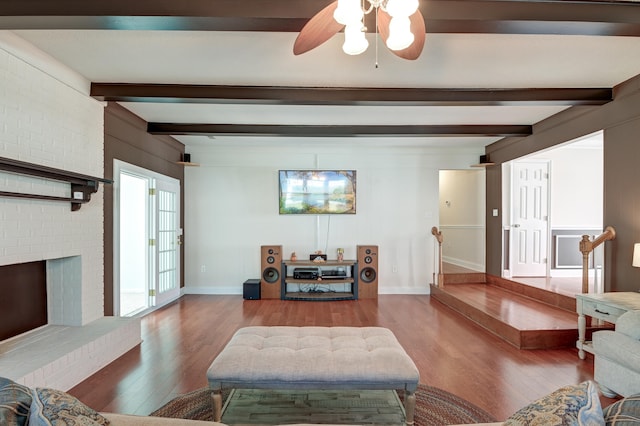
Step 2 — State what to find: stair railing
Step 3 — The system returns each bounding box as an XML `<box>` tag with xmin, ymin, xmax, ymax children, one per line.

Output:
<box><xmin>431</xmin><ymin>226</ymin><xmax>444</xmax><ymax>287</ymax></box>
<box><xmin>579</xmin><ymin>226</ymin><xmax>616</xmax><ymax>293</ymax></box>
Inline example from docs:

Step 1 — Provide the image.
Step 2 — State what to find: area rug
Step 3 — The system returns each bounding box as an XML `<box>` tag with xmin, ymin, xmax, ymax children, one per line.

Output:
<box><xmin>150</xmin><ymin>384</ymin><xmax>497</xmax><ymax>425</ymax></box>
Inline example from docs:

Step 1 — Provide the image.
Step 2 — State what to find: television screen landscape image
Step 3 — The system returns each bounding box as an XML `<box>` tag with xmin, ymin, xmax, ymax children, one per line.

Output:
<box><xmin>279</xmin><ymin>170</ymin><xmax>356</xmax><ymax>214</ymax></box>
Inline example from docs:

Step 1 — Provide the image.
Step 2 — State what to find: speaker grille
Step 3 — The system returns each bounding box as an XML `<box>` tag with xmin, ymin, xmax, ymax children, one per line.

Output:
<box><xmin>360</xmin><ymin>267</ymin><xmax>377</xmax><ymax>283</ymax></box>
<box><xmin>263</xmin><ymin>267</ymin><xmax>280</xmax><ymax>283</ymax></box>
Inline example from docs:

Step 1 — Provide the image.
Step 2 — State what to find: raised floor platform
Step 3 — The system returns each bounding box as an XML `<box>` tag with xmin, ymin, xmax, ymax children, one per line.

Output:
<box><xmin>430</xmin><ymin>274</ymin><xmax>612</xmax><ymax>350</ymax></box>
<box><xmin>0</xmin><ymin>316</ymin><xmax>141</xmax><ymax>391</ymax></box>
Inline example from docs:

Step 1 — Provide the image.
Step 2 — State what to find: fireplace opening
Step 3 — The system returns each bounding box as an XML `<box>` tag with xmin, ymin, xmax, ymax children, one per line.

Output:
<box><xmin>0</xmin><ymin>261</ymin><xmax>47</xmax><ymax>341</ymax></box>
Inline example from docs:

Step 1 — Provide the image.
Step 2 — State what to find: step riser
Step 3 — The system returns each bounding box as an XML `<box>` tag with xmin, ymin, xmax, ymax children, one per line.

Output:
<box><xmin>430</xmin><ymin>277</ymin><xmax>582</xmax><ymax>350</ymax></box>
<box><xmin>487</xmin><ymin>275</ymin><xmax>576</xmax><ymax>313</ymax></box>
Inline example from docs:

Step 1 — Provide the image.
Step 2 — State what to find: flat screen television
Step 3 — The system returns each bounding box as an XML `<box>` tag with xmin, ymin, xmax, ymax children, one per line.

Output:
<box><xmin>279</xmin><ymin>170</ymin><xmax>356</xmax><ymax>214</ymax></box>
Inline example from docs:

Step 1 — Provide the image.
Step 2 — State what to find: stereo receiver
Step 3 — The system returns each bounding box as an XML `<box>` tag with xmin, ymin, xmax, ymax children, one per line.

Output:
<box><xmin>293</xmin><ymin>267</ymin><xmax>320</xmax><ymax>279</ymax></box>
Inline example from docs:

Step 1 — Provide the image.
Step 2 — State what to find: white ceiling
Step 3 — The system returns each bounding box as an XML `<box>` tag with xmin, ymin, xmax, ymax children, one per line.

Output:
<box><xmin>11</xmin><ymin>29</ymin><xmax>640</xmax><ymax>150</ymax></box>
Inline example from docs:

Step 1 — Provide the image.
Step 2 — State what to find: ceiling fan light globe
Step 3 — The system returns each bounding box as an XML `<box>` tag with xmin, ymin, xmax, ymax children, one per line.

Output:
<box><xmin>386</xmin><ymin>16</ymin><xmax>414</xmax><ymax>50</ymax></box>
<box><xmin>343</xmin><ymin>24</ymin><xmax>369</xmax><ymax>55</ymax></box>
<box><xmin>334</xmin><ymin>0</ymin><xmax>364</xmax><ymax>25</ymax></box>
<box><xmin>385</xmin><ymin>0</ymin><xmax>419</xmax><ymax>17</ymax></box>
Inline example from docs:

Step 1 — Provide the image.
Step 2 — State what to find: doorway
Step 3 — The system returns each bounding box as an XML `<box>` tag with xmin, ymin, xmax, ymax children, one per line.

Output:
<box><xmin>502</xmin><ymin>131</ymin><xmax>603</xmax><ymax>294</ymax></box>
<box><xmin>114</xmin><ymin>160</ymin><xmax>181</xmax><ymax>317</ymax></box>
<box><xmin>439</xmin><ymin>169</ymin><xmax>486</xmax><ymax>273</ymax></box>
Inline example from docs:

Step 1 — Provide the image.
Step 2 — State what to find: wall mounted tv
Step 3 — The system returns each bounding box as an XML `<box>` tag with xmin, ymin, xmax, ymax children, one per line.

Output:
<box><xmin>279</xmin><ymin>170</ymin><xmax>356</xmax><ymax>214</ymax></box>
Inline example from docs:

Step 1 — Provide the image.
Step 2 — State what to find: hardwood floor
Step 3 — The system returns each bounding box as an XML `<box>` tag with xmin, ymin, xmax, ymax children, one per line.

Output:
<box><xmin>68</xmin><ymin>295</ymin><xmax>617</xmax><ymax>421</ymax></box>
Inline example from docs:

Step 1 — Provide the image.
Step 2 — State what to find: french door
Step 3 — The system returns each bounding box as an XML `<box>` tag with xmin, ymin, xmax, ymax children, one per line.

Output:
<box><xmin>115</xmin><ymin>160</ymin><xmax>181</xmax><ymax>316</ymax></box>
<box><xmin>154</xmin><ymin>179</ymin><xmax>181</xmax><ymax>306</ymax></box>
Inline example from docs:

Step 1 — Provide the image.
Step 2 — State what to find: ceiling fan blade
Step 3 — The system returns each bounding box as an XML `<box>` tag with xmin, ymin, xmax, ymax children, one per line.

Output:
<box><xmin>377</xmin><ymin>9</ymin><xmax>426</xmax><ymax>60</ymax></box>
<box><xmin>294</xmin><ymin>1</ymin><xmax>345</xmax><ymax>55</ymax></box>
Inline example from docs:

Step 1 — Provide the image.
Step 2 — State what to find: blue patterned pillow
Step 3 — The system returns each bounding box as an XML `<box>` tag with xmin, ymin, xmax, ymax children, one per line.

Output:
<box><xmin>29</xmin><ymin>387</ymin><xmax>110</xmax><ymax>425</ymax></box>
<box><xmin>505</xmin><ymin>381</ymin><xmax>604</xmax><ymax>426</ymax></box>
<box><xmin>603</xmin><ymin>394</ymin><xmax>640</xmax><ymax>425</ymax></box>
<box><xmin>0</xmin><ymin>377</ymin><xmax>32</xmax><ymax>426</ymax></box>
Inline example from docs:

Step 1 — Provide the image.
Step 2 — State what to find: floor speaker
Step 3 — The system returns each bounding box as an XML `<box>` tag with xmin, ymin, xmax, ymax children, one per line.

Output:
<box><xmin>260</xmin><ymin>245</ymin><xmax>282</xmax><ymax>299</ymax></box>
<box><xmin>357</xmin><ymin>245</ymin><xmax>378</xmax><ymax>299</ymax></box>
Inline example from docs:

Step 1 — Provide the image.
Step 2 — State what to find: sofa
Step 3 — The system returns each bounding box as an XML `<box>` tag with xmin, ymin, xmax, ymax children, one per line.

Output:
<box><xmin>2</xmin><ymin>376</ymin><xmax>639</xmax><ymax>426</ymax></box>
<box><xmin>0</xmin><ymin>377</ymin><xmax>221</xmax><ymax>426</ymax></box>
<box><xmin>593</xmin><ymin>309</ymin><xmax>640</xmax><ymax>398</ymax></box>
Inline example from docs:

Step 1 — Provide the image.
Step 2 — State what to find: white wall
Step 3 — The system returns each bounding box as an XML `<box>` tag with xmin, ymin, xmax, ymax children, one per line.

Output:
<box><xmin>439</xmin><ymin>169</ymin><xmax>485</xmax><ymax>271</ymax></box>
<box><xmin>0</xmin><ymin>33</ymin><xmax>105</xmax><ymax>325</ymax></box>
<box><xmin>183</xmin><ymin>143</ymin><xmax>479</xmax><ymax>295</ymax></box>
<box><xmin>529</xmin><ymin>145</ymin><xmax>603</xmax><ymax>228</ymax></box>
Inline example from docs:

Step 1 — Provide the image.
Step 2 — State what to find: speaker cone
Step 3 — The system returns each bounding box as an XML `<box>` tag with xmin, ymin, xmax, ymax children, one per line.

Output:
<box><xmin>364</xmin><ymin>256</ymin><xmax>373</xmax><ymax>264</ymax></box>
<box><xmin>263</xmin><ymin>267</ymin><xmax>280</xmax><ymax>283</ymax></box>
<box><xmin>360</xmin><ymin>267</ymin><xmax>377</xmax><ymax>283</ymax></box>
<box><xmin>267</xmin><ymin>255</ymin><xmax>275</xmax><ymax>264</ymax></box>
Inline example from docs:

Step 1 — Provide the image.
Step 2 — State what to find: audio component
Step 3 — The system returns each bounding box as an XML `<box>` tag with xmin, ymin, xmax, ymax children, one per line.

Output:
<box><xmin>260</xmin><ymin>245</ymin><xmax>282</xmax><ymax>299</ymax></box>
<box><xmin>243</xmin><ymin>279</ymin><xmax>261</xmax><ymax>300</ymax></box>
<box><xmin>321</xmin><ymin>268</ymin><xmax>347</xmax><ymax>277</ymax></box>
<box><xmin>293</xmin><ymin>267</ymin><xmax>320</xmax><ymax>280</ymax></box>
<box><xmin>357</xmin><ymin>245</ymin><xmax>379</xmax><ymax>299</ymax></box>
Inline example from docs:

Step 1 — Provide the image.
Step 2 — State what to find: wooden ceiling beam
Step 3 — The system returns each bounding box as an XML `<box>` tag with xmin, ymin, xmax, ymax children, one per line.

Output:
<box><xmin>146</xmin><ymin>123</ymin><xmax>532</xmax><ymax>137</ymax></box>
<box><xmin>1</xmin><ymin>0</ymin><xmax>640</xmax><ymax>36</ymax></box>
<box><xmin>92</xmin><ymin>84</ymin><xmax>612</xmax><ymax>107</ymax></box>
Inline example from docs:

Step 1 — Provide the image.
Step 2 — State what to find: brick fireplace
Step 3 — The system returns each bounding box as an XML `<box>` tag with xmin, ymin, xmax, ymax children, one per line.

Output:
<box><xmin>0</xmin><ymin>261</ymin><xmax>47</xmax><ymax>341</ymax></box>
<box><xmin>0</xmin><ymin>256</ymin><xmax>141</xmax><ymax>391</ymax></box>
<box><xmin>0</xmin><ymin>256</ymin><xmax>98</xmax><ymax>341</ymax></box>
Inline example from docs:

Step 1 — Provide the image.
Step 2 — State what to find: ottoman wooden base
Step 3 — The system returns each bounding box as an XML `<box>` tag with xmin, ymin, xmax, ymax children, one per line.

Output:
<box><xmin>207</xmin><ymin>326</ymin><xmax>420</xmax><ymax>424</ymax></box>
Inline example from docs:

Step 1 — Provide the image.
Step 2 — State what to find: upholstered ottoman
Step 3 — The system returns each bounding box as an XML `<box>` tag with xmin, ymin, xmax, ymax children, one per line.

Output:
<box><xmin>207</xmin><ymin>326</ymin><xmax>420</xmax><ymax>424</ymax></box>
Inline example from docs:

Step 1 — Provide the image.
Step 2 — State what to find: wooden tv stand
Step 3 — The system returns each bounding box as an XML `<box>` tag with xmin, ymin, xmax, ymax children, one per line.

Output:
<box><xmin>281</xmin><ymin>259</ymin><xmax>358</xmax><ymax>301</ymax></box>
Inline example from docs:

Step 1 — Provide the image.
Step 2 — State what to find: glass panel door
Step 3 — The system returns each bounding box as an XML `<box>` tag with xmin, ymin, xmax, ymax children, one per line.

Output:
<box><xmin>154</xmin><ymin>178</ymin><xmax>181</xmax><ymax>306</ymax></box>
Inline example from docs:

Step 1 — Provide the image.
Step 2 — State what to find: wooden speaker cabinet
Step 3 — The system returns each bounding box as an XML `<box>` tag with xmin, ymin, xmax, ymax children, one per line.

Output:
<box><xmin>357</xmin><ymin>245</ymin><xmax>378</xmax><ymax>299</ymax></box>
<box><xmin>260</xmin><ymin>245</ymin><xmax>282</xmax><ymax>299</ymax></box>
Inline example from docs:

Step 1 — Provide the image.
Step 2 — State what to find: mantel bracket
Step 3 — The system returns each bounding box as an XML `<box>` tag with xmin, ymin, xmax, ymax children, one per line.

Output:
<box><xmin>0</xmin><ymin>156</ymin><xmax>112</xmax><ymax>211</ymax></box>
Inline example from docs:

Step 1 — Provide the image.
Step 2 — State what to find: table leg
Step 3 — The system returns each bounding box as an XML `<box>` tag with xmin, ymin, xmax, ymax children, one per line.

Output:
<box><xmin>404</xmin><ymin>390</ymin><xmax>416</xmax><ymax>426</ymax></box>
<box><xmin>211</xmin><ymin>389</ymin><xmax>223</xmax><ymax>421</ymax></box>
<box><xmin>577</xmin><ymin>313</ymin><xmax>586</xmax><ymax>360</ymax></box>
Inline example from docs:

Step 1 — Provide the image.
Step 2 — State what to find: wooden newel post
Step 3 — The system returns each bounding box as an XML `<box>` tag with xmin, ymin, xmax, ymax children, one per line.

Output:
<box><xmin>431</xmin><ymin>226</ymin><xmax>444</xmax><ymax>287</ymax></box>
<box><xmin>579</xmin><ymin>235</ymin><xmax>593</xmax><ymax>294</ymax></box>
<box><xmin>579</xmin><ymin>226</ymin><xmax>616</xmax><ymax>294</ymax></box>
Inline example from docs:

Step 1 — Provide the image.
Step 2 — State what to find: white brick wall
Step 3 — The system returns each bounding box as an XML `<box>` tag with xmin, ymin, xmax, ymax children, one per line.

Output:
<box><xmin>0</xmin><ymin>40</ymin><xmax>106</xmax><ymax>325</ymax></box>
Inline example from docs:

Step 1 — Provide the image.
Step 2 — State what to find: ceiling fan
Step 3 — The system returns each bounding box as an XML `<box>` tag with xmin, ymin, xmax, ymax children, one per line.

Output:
<box><xmin>293</xmin><ymin>0</ymin><xmax>426</xmax><ymax>60</ymax></box>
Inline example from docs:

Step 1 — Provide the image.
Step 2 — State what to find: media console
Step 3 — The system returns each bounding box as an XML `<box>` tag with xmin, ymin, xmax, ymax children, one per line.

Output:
<box><xmin>281</xmin><ymin>260</ymin><xmax>358</xmax><ymax>301</ymax></box>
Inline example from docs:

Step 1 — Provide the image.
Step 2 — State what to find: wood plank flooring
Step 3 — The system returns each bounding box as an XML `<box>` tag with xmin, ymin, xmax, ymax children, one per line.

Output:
<box><xmin>67</xmin><ymin>295</ymin><xmax>617</xmax><ymax>421</ymax></box>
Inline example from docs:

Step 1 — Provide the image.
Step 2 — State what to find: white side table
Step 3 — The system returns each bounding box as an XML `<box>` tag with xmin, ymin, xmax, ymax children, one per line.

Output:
<box><xmin>575</xmin><ymin>292</ymin><xmax>640</xmax><ymax>359</ymax></box>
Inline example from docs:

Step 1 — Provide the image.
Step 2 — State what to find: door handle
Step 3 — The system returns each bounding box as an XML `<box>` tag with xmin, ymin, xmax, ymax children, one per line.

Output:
<box><xmin>512</xmin><ymin>224</ymin><xmax>521</xmax><ymax>228</ymax></box>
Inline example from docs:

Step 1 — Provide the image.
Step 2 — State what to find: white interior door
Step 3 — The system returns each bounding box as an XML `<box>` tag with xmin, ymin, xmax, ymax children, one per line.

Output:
<box><xmin>510</xmin><ymin>161</ymin><xmax>550</xmax><ymax>277</ymax></box>
<box><xmin>153</xmin><ymin>178</ymin><xmax>181</xmax><ymax>306</ymax></box>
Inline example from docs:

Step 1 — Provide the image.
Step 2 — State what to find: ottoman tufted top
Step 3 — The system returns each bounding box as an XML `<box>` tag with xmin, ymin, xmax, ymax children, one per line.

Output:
<box><xmin>207</xmin><ymin>326</ymin><xmax>419</xmax><ymax>391</ymax></box>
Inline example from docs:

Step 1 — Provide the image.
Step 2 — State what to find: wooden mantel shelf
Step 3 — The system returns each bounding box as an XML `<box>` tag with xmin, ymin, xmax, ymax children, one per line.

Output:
<box><xmin>0</xmin><ymin>156</ymin><xmax>112</xmax><ymax>211</ymax></box>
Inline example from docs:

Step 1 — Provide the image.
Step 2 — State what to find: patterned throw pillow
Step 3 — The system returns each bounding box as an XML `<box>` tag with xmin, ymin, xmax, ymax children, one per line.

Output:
<box><xmin>603</xmin><ymin>394</ymin><xmax>640</xmax><ymax>425</ymax></box>
<box><xmin>0</xmin><ymin>377</ymin><xmax>32</xmax><ymax>426</ymax></box>
<box><xmin>504</xmin><ymin>381</ymin><xmax>604</xmax><ymax>426</ymax></box>
<box><xmin>29</xmin><ymin>387</ymin><xmax>110</xmax><ymax>426</ymax></box>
